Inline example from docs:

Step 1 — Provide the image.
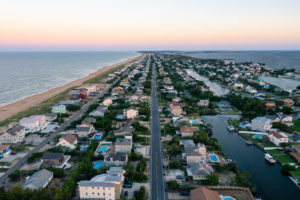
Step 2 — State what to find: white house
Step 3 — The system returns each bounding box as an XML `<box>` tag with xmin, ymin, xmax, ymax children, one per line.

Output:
<box><xmin>267</xmin><ymin>131</ymin><xmax>288</xmax><ymax>146</ymax></box>
<box><xmin>19</xmin><ymin>115</ymin><xmax>47</xmax><ymax>133</ymax></box>
<box><xmin>103</xmin><ymin>98</ymin><xmax>113</xmax><ymax>106</ymax></box>
<box><xmin>251</xmin><ymin>117</ymin><xmax>272</xmax><ymax>132</ymax></box>
<box><xmin>75</xmin><ymin>123</ymin><xmax>95</xmax><ymax>137</ymax></box>
<box><xmin>23</xmin><ymin>169</ymin><xmax>53</xmax><ymax>190</ymax></box>
<box><xmin>0</xmin><ymin>126</ymin><xmax>25</xmax><ymax>144</ymax></box>
<box><xmin>56</xmin><ymin>134</ymin><xmax>77</xmax><ymax>150</ymax></box>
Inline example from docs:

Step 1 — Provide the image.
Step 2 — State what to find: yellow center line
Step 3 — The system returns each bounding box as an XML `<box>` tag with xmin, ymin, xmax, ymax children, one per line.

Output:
<box><xmin>156</xmin><ymin>152</ymin><xmax>159</xmax><ymax>200</ymax></box>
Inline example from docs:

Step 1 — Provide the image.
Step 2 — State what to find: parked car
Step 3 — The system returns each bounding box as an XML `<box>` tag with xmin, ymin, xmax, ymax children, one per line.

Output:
<box><xmin>123</xmin><ymin>191</ymin><xmax>128</xmax><ymax>197</ymax></box>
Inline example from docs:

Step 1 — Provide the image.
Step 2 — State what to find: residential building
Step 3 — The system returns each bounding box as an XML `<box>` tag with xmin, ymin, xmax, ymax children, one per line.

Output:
<box><xmin>187</xmin><ymin>162</ymin><xmax>213</xmax><ymax>181</ymax></box>
<box><xmin>103</xmin><ymin>98</ymin><xmax>113</xmax><ymax>106</ymax></box>
<box><xmin>105</xmin><ymin>152</ymin><xmax>128</xmax><ymax>166</ymax></box>
<box><xmin>115</xmin><ymin>137</ymin><xmax>132</xmax><ymax>153</ymax></box>
<box><xmin>75</xmin><ymin>123</ymin><xmax>95</xmax><ymax>137</ymax></box>
<box><xmin>0</xmin><ymin>126</ymin><xmax>25</xmax><ymax>144</ymax></box>
<box><xmin>170</xmin><ymin>105</ymin><xmax>183</xmax><ymax>117</ymax></box>
<box><xmin>284</xmin><ymin>99</ymin><xmax>295</xmax><ymax>107</ymax></box>
<box><xmin>42</xmin><ymin>153</ymin><xmax>65</xmax><ymax>167</ymax></box>
<box><xmin>197</xmin><ymin>100</ymin><xmax>209</xmax><ymax>107</ymax></box>
<box><xmin>183</xmin><ymin>143</ymin><xmax>207</xmax><ymax>164</ymax></box>
<box><xmin>56</xmin><ymin>134</ymin><xmax>77</xmax><ymax>150</ymax></box>
<box><xmin>19</xmin><ymin>115</ymin><xmax>47</xmax><ymax>133</ymax></box>
<box><xmin>23</xmin><ymin>169</ymin><xmax>53</xmax><ymax>190</ymax></box>
<box><xmin>267</xmin><ymin>131</ymin><xmax>288</xmax><ymax>146</ymax></box>
<box><xmin>180</xmin><ymin>126</ymin><xmax>197</xmax><ymax>137</ymax></box>
<box><xmin>251</xmin><ymin>117</ymin><xmax>272</xmax><ymax>132</ymax></box>
<box><xmin>123</xmin><ymin>107</ymin><xmax>138</xmax><ymax>119</ymax></box>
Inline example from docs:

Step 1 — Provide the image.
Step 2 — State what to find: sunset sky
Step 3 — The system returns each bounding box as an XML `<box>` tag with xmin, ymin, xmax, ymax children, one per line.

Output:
<box><xmin>1</xmin><ymin>0</ymin><xmax>300</xmax><ymax>51</ymax></box>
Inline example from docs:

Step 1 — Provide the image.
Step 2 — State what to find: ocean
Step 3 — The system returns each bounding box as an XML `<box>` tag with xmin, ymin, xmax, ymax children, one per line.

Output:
<box><xmin>0</xmin><ymin>51</ymin><xmax>138</xmax><ymax>106</ymax></box>
<box><xmin>185</xmin><ymin>51</ymin><xmax>300</xmax><ymax>70</ymax></box>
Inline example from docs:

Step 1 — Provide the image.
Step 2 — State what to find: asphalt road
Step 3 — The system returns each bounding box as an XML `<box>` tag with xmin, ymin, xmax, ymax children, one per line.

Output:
<box><xmin>150</xmin><ymin>55</ymin><xmax>166</xmax><ymax>200</ymax></box>
<box><xmin>0</xmin><ymin>68</ymin><xmax>129</xmax><ymax>186</ymax></box>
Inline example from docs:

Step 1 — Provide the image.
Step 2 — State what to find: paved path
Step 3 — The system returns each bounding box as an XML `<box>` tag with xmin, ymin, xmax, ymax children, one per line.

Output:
<box><xmin>150</xmin><ymin>55</ymin><xmax>166</xmax><ymax>200</ymax></box>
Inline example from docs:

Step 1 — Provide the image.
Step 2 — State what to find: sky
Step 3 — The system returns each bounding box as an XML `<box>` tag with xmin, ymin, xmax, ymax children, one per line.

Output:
<box><xmin>0</xmin><ymin>0</ymin><xmax>300</xmax><ymax>51</ymax></box>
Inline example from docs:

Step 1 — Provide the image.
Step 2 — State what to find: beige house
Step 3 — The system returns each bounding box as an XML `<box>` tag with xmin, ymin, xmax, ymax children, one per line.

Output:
<box><xmin>0</xmin><ymin>126</ymin><xmax>25</xmax><ymax>144</ymax></box>
<box><xmin>123</xmin><ymin>107</ymin><xmax>138</xmax><ymax>119</ymax></box>
<box><xmin>103</xmin><ymin>98</ymin><xmax>113</xmax><ymax>106</ymax></box>
<box><xmin>180</xmin><ymin>126</ymin><xmax>197</xmax><ymax>137</ymax></box>
<box><xmin>56</xmin><ymin>134</ymin><xmax>77</xmax><ymax>150</ymax></box>
<box><xmin>170</xmin><ymin>105</ymin><xmax>182</xmax><ymax>117</ymax></box>
<box><xmin>183</xmin><ymin>143</ymin><xmax>207</xmax><ymax>164</ymax></box>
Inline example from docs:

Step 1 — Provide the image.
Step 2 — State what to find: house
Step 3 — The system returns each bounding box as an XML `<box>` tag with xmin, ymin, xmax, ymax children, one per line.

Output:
<box><xmin>267</xmin><ymin>131</ymin><xmax>288</xmax><ymax>146</ymax></box>
<box><xmin>0</xmin><ymin>145</ymin><xmax>11</xmax><ymax>159</ymax></box>
<box><xmin>180</xmin><ymin>126</ymin><xmax>197</xmax><ymax>137</ymax></box>
<box><xmin>187</xmin><ymin>162</ymin><xmax>213</xmax><ymax>181</ymax></box>
<box><xmin>0</xmin><ymin>126</ymin><xmax>25</xmax><ymax>144</ymax></box>
<box><xmin>170</xmin><ymin>105</ymin><xmax>182</xmax><ymax>117</ymax></box>
<box><xmin>123</xmin><ymin>107</ymin><xmax>138</xmax><ymax>119</ymax></box>
<box><xmin>112</xmin><ymin>86</ymin><xmax>124</xmax><ymax>95</ymax></box>
<box><xmin>82</xmin><ymin>117</ymin><xmax>96</xmax><ymax>124</ymax></box>
<box><xmin>56</xmin><ymin>134</ymin><xmax>78</xmax><ymax>150</ymax></box>
<box><xmin>284</xmin><ymin>99</ymin><xmax>295</xmax><ymax>107</ymax></box>
<box><xmin>179</xmin><ymin>139</ymin><xmax>195</xmax><ymax>148</ymax></box>
<box><xmin>290</xmin><ymin>152</ymin><xmax>300</xmax><ymax>163</ymax></box>
<box><xmin>197</xmin><ymin>100</ymin><xmax>209</xmax><ymax>107</ymax></box>
<box><xmin>75</xmin><ymin>123</ymin><xmax>95</xmax><ymax>137</ymax></box>
<box><xmin>114</xmin><ymin>126</ymin><xmax>133</xmax><ymax>136</ymax></box>
<box><xmin>103</xmin><ymin>98</ymin><xmax>113</xmax><ymax>106</ymax></box>
<box><xmin>23</xmin><ymin>169</ymin><xmax>53</xmax><ymax>190</ymax></box>
<box><xmin>265</xmin><ymin>101</ymin><xmax>276</xmax><ymax>109</ymax></box>
<box><xmin>183</xmin><ymin>143</ymin><xmax>206</xmax><ymax>164</ymax></box>
<box><xmin>45</xmin><ymin>113</ymin><xmax>57</xmax><ymax>122</ymax></box>
<box><xmin>19</xmin><ymin>115</ymin><xmax>47</xmax><ymax>133</ymax></box>
<box><xmin>251</xmin><ymin>117</ymin><xmax>272</xmax><ymax>132</ymax></box>
<box><xmin>78</xmin><ymin>170</ymin><xmax>124</xmax><ymax>200</ymax></box>
<box><xmin>115</xmin><ymin>137</ymin><xmax>132</xmax><ymax>153</ymax></box>
<box><xmin>42</xmin><ymin>153</ymin><xmax>65</xmax><ymax>167</ymax></box>
<box><xmin>191</xmin><ymin>187</ymin><xmax>221</xmax><ymax>200</ymax></box>
<box><xmin>51</xmin><ymin>105</ymin><xmax>66</xmax><ymax>114</ymax></box>
<box><xmin>107</xmin><ymin>167</ymin><xmax>126</xmax><ymax>177</ymax></box>
<box><xmin>292</xmin><ymin>144</ymin><xmax>300</xmax><ymax>153</ymax></box>
<box><xmin>105</xmin><ymin>152</ymin><xmax>128</xmax><ymax>166</ymax></box>
<box><xmin>90</xmin><ymin>108</ymin><xmax>107</xmax><ymax>117</ymax></box>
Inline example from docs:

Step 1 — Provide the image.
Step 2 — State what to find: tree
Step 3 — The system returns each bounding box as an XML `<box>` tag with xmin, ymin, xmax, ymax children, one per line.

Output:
<box><xmin>135</xmin><ymin>186</ymin><xmax>147</xmax><ymax>200</ymax></box>
<box><xmin>66</xmin><ymin>104</ymin><xmax>80</xmax><ymax>111</ymax></box>
<box><xmin>167</xmin><ymin>180</ymin><xmax>180</xmax><ymax>191</ymax></box>
<box><xmin>205</xmin><ymin>173</ymin><xmax>219</xmax><ymax>185</ymax></box>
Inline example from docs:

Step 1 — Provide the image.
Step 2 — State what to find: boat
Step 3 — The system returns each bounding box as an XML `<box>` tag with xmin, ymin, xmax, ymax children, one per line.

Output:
<box><xmin>227</xmin><ymin>125</ymin><xmax>235</xmax><ymax>132</ymax></box>
<box><xmin>264</xmin><ymin>153</ymin><xmax>276</xmax><ymax>164</ymax></box>
<box><xmin>246</xmin><ymin>140</ymin><xmax>254</xmax><ymax>145</ymax></box>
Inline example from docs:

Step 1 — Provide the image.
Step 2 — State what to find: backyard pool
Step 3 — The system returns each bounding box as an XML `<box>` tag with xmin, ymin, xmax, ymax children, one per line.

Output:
<box><xmin>99</xmin><ymin>146</ymin><xmax>108</xmax><ymax>153</ymax></box>
<box><xmin>252</xmin><ymin>134</ymin><xmax>262</xmax><ymax>139</ymax></box>
<box><xmin>209</xmin><ymin>154</ymin><xmax>219</xmax><ymax>162</ymax></box>
<box><xmin>93</xmin><ymin>161</ymin><xmax>103</xmax><ymax>169</ymax></box>
<box><xmin>93</xmin><ymin>133</ymin><xmax>103</xmax><ymax>140</ymax></box>
<box><xmin>80</xmin><ymin>146</ymin><xmax>88</xmax><ymax>151</ymax></box>
<box><xmin>221</xmin><ymin>196</ymin><xmax>236</xmax><ymax>200</ymax></box>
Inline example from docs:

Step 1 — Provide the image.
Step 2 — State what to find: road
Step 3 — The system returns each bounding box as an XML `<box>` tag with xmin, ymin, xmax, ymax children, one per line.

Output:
<box><xmin>0</xmin><ymin>63</ymin><xmax>135</xmax><ymax>185</ymax></box>
<box><xmin>150</xmin><ymin>55</ymin><xmax>166</xmax><ymax>200</ymax></box>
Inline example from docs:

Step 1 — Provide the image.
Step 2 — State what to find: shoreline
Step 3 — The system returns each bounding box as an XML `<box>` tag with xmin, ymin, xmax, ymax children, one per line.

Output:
<box><xmin>0</xmin><ymin>54</ymin><xmax>142</xmax><ymax>123</ymax></box>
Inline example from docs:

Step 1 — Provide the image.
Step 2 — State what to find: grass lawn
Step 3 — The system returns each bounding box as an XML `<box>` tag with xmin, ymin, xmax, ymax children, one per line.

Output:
<box><xmin>293</xmin><ymin>120</ymin><xmax>300</xmax><ymax>132</ymax></box>
<box><xmin>290</xmin><ymin>168</ymin><xmax>300</xmax><ymax>181</ymax></box>
<box><xmin>231</xmin><ymin>120</ymin><xmax>240</xmax><ymax>128</ymax></box>
<box><xmin>266</xmin><ymin>150</ymin><xmax>296</xmax><ymax>164</ymax></box>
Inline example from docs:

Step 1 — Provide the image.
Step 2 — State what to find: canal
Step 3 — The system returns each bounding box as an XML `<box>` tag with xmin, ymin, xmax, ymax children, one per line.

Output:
<box><xmin>202</xmin><ymin>115</ymin><xmax>300</xmax><ymax>200</ymax></box>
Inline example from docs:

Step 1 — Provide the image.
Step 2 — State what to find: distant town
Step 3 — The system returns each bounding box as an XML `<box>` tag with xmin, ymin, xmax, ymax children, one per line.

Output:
<box><xmin>0</xmin><ymin>53</ymin><xmax>300</xmax><ymax>200</ymax></box>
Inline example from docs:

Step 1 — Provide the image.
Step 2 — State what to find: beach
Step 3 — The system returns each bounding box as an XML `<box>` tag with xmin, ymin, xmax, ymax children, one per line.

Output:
<box><xmin>0</xmin><ymin>54</ymin><xmax>141</xmax><ymax>123</ymax></box>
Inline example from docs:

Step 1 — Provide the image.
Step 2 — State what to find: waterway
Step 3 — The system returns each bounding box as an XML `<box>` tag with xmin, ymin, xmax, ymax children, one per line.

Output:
<box><xmin>260</xmin><ymin>76</ymin><xmax>300</xmax><ymax>91</ymax></box>
<box><xmin>202</xmin><ymin>115</ymin><xmax>300</xmax><ymax>200</ymax></box>
<box><xmin>186</xmin><ymin>69</ymin><xmax>229</xmax><ymax>96</ymax></box>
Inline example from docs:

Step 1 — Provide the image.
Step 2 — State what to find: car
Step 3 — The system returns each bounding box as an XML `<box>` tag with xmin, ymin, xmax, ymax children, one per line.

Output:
<box><xmin>180</xmin><ymin>190</ymin><xmax>190</xmax><ymax>196</ymax></box>
<box><xmin>123</xmin><ymin>191</ymin><xmax>128</xmax><ymax>197</ymax></box>
<box><xmin>176</xmin><ymin>175</ymin><xmax>185</xmax><ymax>179</ymax></box>
<box><xmin>133</xmin><ymin>190</ymin><xmax>138</xmax><ymax>197</ymax></box>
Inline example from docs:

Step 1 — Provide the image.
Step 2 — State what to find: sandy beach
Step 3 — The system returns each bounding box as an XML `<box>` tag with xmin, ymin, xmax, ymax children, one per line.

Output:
<box><xmin>0</xmin><ymin>54</ymin><xmax>141</xmax><ymax>123</ymax></box>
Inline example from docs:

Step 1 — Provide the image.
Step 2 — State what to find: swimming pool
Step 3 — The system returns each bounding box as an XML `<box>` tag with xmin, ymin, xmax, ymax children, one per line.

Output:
<box><xmin>222</xmin><ymin>196</ymin><xmax>235</xmax><ymax>200</ymax></box>
<box><xmin>99</xmin><ymin>146</ymin><xmax>108</xmax><ymax>153</ymax></box>
<box><xmin>252</xmin><ymin>134</ymin><xmax>262</xmax><ymax>139</ymax></box>
<box><xmin>80</xmin><ymin>146</ymin><xmax>88</xmax><ymax>151</ymax></box>
<box><xmin>93</xmin><ymin>133</ymin><xmax>102</xmax><ymax>140</ymax></box>
<box><xmin>209</xmin><ymin>154</ymin><xmax>219</xmax><ymax>162</ymax></box>
<box><xmin>93</xmin><ymin>161</ymin><xmax>103</xmax><ymax>169</ymax></box>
